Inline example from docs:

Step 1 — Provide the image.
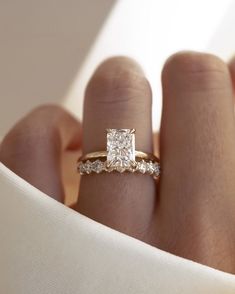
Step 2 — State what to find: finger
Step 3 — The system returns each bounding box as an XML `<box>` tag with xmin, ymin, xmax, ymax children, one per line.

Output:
<box><xmin>0</xmin><ymin>104</ymin><xmax>81</xmax><ymax>203</ymax></box>
<box><xmin>62</xmin><ymin>148</ymin><xmax>81</xmax><ymax>207</ymax></box>
<box><xmin>228</xmin><ymin>56</ymin><xmax>235</xmax><ymax>93</ymax></box>
<box><xmin>76</xmin><ymin>57</ymin><xmax>156</xmax><ymax>241</ymax></box>
<box><xmin>158</xmin><ymin>52</ymin><xmax>235</xmax><ymax>272</ymax></box>
<box><xmin>153</xmin><ymin>132</ymin><xmax>160</xmax><ymax>156</ymax></box>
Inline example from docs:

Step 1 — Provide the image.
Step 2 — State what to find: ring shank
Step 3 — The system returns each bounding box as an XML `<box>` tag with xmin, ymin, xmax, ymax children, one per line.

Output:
<box><xmin>78</xmin><ymin>151</ymin><xmax>159</xmax><ymax>163</ymax></box>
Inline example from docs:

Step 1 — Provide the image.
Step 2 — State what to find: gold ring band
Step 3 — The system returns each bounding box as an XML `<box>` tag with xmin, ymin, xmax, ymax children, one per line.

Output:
<box><xmin>76</xmin><ymin>129</ymin><xmax>161</xmax><ymax>179</ymax></box>
<box><xmin>78</xmin><ymin>151</ymin><xmax>159</xmax><ymax>163</ymax></box>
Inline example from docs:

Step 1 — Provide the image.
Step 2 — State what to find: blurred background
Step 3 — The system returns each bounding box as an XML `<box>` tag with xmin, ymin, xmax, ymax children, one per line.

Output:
<box><xmin>1</xmin><ymin>0</ymin><xmax>235</xmax><ymax>137</ymax></box>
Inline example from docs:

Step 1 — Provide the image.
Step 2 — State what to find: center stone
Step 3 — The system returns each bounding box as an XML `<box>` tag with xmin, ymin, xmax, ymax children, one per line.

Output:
<box><xmin>106</xmin><ymin>129</ymin><xmax>135</xmax><ymax>171</ymax></box>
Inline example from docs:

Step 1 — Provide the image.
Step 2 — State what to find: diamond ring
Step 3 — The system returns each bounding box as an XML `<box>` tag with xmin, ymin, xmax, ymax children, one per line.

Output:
<box><xmin>77</xmin><ymin>129</ymin><xmax>160</xmax><ymax>179</ymax></box>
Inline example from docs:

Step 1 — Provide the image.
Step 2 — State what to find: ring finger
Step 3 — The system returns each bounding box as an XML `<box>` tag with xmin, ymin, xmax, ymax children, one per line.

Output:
<box><xmin>76</xmin><ymin>57</ymin><xmax>156</xmax><ymax>241</ymax></box>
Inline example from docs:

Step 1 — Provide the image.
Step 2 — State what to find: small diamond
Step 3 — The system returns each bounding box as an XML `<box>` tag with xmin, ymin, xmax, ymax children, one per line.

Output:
<box><xmin>91</xmin><ymin>160</ymin><xmax>104</xmax><ymax>173</ymax></box>
<box><xmin>78</xmin><ymin>162</ymin><xmax>86</xmax><ymax>174</ymax></box>
<box><xmin>84</xmin><ymin>160</ymin><xmax>92</xmax><ymax>174</ymax></box>
<box><xmin>116</xmin><ymin>165</ymin><xmax>126</xmax><ymax>173</ymax></box>
<box><xmin>137</xmin><ymin>160</ymin><xmax>147</xmax><ymax>173</ymax></box>
<box><xmin>146</xmin><ymin>161</ymin><xmax>154</xmax><ymax>174</ymax></box>
<box><xmin>153</xmin><ymin>163</ymin><xmax>160</xmax><ymax>177</ymax></box>
<box><xmin>128</xmin><ymin>164</ymin><xmax>136</xmax><ymax>173</ymax></box>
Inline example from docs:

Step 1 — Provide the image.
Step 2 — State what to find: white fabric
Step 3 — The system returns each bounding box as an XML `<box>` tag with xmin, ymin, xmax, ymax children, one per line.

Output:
<box><xmin>0</xmin><ymin>162</ymin><xmax>234</xmax><ymax>293</ymax></box>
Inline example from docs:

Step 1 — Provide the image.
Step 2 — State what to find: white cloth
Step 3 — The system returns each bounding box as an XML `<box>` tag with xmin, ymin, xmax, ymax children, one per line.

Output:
<box><xmin>0</xmin><ymin>162</ymin><xmax>234</xmax><ymax>294</ymax></box>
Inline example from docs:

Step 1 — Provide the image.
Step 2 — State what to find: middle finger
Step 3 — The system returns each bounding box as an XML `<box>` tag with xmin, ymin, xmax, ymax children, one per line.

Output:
<box><xmin>157</xmin><ymin>52</ymin><xmax>235</xmax><ymax>271</ymax></box>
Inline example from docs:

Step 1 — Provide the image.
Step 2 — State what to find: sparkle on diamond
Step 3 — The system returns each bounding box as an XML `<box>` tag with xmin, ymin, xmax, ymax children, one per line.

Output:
<box><xmin>107</xmin><ymin>129</ymin><xmax>135</xmax><ymax>171</ymax></box>
<box><xmin>91</xmin><ymin>160</ymin><xmax>104</xmax><ymax>173</ymax></box>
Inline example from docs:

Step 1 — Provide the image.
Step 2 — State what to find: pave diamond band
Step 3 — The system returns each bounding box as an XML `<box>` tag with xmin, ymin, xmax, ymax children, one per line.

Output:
<box><xmin>77</xmin><ymin>159</ymin><xmax>160</xmax><ymax>179</ymax></box>
<box><xmin>77</xmin><ymin>129</ymin><xmax>160</xmax><ymax>179</ymax></box>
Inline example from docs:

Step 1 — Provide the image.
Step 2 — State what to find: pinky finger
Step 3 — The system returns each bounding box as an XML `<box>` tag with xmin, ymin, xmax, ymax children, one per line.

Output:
<box><xmin>0</xmin><ymin>104</ymin><xmax>81</xmax><ymax>203</ymax></box>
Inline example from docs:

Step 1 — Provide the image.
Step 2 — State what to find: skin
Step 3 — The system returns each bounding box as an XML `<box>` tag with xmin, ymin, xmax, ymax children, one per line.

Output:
<box><xmin>0</xmin><ymin>52</ymin><xmax>235</xmax><ymax>274</ymax></box>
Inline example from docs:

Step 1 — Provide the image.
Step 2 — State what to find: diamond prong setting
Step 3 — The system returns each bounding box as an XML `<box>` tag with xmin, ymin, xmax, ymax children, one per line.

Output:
<box><xmin>77</xmin><ymin>129</ymin><xmax>160</xmax><ymax>179</ymax></box>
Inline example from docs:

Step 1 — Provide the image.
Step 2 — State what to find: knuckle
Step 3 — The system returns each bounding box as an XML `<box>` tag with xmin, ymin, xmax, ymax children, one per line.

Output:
<box><xmin>0</xmin><ymin>104</ymin><xmax>62</xmax><ymax>157</ymax></box>
<box><xmin>31</xmin><ymin>104</ymin><xmax>65</xmax><ymax>124</ymax></box>
<box><xmin>86</xmin><ymin>56</ymin><xmax>152</xmax><ymax>105</ymax></box>
<box><xmin>24</xmin><ymin>104</ymin><xmax>63</xmax><ymax>138</ymax></box>
<box><xmin>162</xmin><ymin>52</ymin><xmax>230</xmax><ymax>91</ymax></box>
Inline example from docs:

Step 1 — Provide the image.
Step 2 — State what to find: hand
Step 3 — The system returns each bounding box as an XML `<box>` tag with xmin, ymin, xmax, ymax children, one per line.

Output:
<box><xmin>1</xmin><ymin>53</ymin><xmax>235</xmax><ymax>274</ymax></box>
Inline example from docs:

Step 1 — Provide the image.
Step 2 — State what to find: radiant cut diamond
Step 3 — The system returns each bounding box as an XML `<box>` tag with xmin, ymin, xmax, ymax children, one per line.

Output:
<box><xmin>107</xmin><ymin>129</ymin><xmax>135</xmax><ymax>171</ymax></box>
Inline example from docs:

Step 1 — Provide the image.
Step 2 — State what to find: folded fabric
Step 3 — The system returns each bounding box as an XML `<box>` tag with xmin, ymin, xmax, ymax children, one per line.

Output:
<box><xmin>0</xmin><ymin>163</ymin><xmax>234</xmax><ymax>294</ymax></box>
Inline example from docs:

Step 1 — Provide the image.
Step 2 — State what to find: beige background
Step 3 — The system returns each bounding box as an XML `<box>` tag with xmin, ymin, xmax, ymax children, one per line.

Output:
<box><xmin>0</xmin><ymin>0</ymin><xmax>114</xmax><ymax>135</ymax></box>
<box><xmin>1</xmin><ymin>0</ymin><xmax>235</xmax><ymax>136</ymax></box>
